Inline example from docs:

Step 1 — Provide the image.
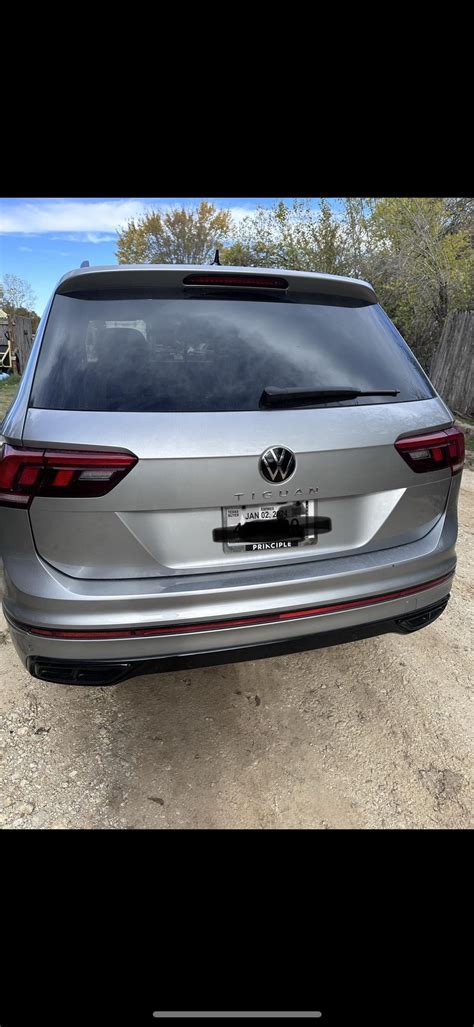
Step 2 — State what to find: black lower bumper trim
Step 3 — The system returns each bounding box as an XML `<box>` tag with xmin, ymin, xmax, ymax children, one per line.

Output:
<box><xmin>25</xmin><ymin>595</ymin><xmax>450</xmax><ymax>686</ymax></box>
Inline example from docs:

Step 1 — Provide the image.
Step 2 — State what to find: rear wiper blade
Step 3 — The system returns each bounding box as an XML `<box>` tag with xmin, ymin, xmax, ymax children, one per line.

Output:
<box><xmin>259</xmin><ymin>386</ymin><xmax>400</xmax><ymax>408</ymax></box>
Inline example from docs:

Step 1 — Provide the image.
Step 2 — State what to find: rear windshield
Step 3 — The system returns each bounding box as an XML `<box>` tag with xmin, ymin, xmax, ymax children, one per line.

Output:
<box><xmin>30</xmin><ymin>290</ymin><xmax>434</xmax><ymax>412</ymax></box>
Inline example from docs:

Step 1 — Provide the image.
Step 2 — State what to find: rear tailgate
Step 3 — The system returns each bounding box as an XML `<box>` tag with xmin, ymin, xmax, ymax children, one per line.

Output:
<box><xmin>23</xmin><ymin>402</ymin><xmax>452</xmax><ymax>578</ymax></box>
<box><xmin>20</xmin><ymin>265</ymin><xmax>452</xmax><ymax>580</ymax></box>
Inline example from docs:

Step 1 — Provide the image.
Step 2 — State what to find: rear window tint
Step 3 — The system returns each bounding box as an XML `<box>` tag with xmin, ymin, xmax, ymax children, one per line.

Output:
<box><xmin>30</xmin><ymin>291</ymin><xmax>434</xmax><ymax>412</ymax></box>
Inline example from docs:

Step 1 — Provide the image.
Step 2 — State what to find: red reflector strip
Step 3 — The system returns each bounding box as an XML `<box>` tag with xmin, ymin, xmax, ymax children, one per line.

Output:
<box><xmin>182</xmin><ymin>273</ymin><xmax>288</xmax><ymax>289</ymax></box>
<box><xmin>24</xmin><ymin>573</ymin><xmax>453</xmax><ymax>640</ymax></box>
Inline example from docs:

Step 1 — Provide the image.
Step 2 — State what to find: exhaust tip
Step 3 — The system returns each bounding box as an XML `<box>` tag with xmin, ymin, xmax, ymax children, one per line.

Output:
<box><xmin>27</xmin><ymin>658</ymin><xmax>133</xmax><ymax>686</ymax></box>
<box><xmin>396</xmin><ymin>596</ymin><xmax>449</xmax><ymax>634</ymax></box>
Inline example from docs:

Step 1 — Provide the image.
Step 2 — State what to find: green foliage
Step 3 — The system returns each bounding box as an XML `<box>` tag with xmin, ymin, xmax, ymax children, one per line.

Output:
<box><xmin>361</xmin><ymin>198</ymin><xmax>474</xmax><ymax>366</ymax></box>
<box><xmin>224</xmin><ymin>196</ymin><xmax>473</xmax><ymax>368</ymax></box>
<box><xmin>116</xmin><ymin>196</ymin><xmax>473</xmax><ymax>369</ymax></box>
<box><xmin>222</xmin><ymin>198</ymin><xmax>348</xmax><ymax>275</ymax></box>
<box><xmin>0</xmin><ymin>375</ymin><xmax>21</xmax><ymax>420</ymax></box>
<box><xmin>116</xmin><ymin>201</ymin><xmax>233</xmax><ymax>265</ymax></box>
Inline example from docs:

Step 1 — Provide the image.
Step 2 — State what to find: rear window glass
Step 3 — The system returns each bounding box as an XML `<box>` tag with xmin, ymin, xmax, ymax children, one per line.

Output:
<box><xmin>30</xmin><ymin>291</ymin><xmax>434</xmax><ymax>412</ymax></box>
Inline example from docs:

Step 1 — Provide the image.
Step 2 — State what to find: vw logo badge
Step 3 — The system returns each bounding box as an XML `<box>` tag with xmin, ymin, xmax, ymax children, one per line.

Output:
<box><xmin>259</xmin><ymin>446</ymin><xmax>296</xmax><ymax>483</ymax></box>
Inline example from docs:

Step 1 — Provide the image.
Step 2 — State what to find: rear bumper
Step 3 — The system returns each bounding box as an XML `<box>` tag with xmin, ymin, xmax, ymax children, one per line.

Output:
<box><xmin>5</xmin><ymin>578</ymin><xmax>453</xmax><ymax>684</ymax></box>
<box><xmin>13</xmin><ymin>595</ymin><xmax>451</xmax><ymax>684</ymax></box>
<box><xmin>2</xmin><ymin>477</ymin><xmax>459</xmax><ymax>683</ymax></box>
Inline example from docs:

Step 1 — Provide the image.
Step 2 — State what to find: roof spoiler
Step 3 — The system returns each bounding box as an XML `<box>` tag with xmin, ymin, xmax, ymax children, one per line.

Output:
<box><xmin>54</xmin><ymin>265</ymin><xmax>377</xmax><ymax>304</ymax></box>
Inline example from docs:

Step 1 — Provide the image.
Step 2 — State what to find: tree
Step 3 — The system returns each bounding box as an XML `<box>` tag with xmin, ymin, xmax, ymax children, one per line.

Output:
<box><xmin>118</xmin><ymin>196</ymin><xmax>472</xmax><ymax>370</ymax></box>
<box><xmin>223</xmin><ymin>196</ymin><xmax>474</xmax><ymax>368</ymax></box>
<box><xmin>363</xmin><ymin>197</ymin><xmax>474</xmax><ymax>366</ymax></box>
<box><xmin>1</xmin><ymin>273</ymin><xmax>37</xmax><ymax>316</ymax></box>
<box><xmin>221</xmin><ymin>203</ymin><xmax>283</xmax><ymax>268</ymax></box>
<box><xmin>116</xmin><ymin>201</ymin><xmax>233</xmax><ymax>265</ymax></box>
<box><xmin>309</xmin><ymin>199</ymin><xmax>347</xmax><ymax>275</ymax></box>
<box><xmin>443</xmin><ymin>197</ymin><xmax>474</xmax><ymax>236</ymax></box>
<box><xmin>222</xmin><ymin>198</ymin><xmax>349</xmax><ymax>275</ymax></box>
<box><xmin>340</xmin><ymin>197</ymin><xmax>374</xmax><ymax>278</ymax></box>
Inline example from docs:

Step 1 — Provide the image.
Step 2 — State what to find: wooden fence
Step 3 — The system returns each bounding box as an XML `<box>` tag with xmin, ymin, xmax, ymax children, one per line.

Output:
<box><xmin>430</xmin><ymin>310</ymin><xmax>473</xmax><ymax>418</ymax></box>
<box><xmin>10</xmin><ymin>314</ymin><xmax>33</xmax><ymax>375</ymax></box>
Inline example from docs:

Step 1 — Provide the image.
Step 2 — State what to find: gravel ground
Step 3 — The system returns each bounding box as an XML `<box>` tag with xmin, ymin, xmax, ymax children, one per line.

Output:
<box><xmin>1</xmin><ymin>472</ymin><xmax>473</xmax><ymax>830</ymax></box>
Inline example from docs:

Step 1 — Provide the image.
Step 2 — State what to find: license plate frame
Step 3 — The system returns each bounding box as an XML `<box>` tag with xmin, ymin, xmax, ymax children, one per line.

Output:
<box><xmin>222</xmin><ymin>500</ymin><xmax>317</xmax><ymax>553</ymax></box>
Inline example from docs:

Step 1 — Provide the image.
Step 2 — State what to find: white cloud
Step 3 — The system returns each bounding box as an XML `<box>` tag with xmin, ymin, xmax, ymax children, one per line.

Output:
<box><xmin>18</xmin><ymin>244</ymin><xmax>33</xmax><ymax>251</ymax></box>
<box><xmin>0</xmin><ymin>199</ymin><xmax>257</xmax><ymax>237</ymax></box>
<box><xmin>0</xmin><ymin>199</ymin><xmax>149</xmax><ymax>235</ymax></box>
<box><xmin>50</xmin><ymin>233</ymin><xmax>118</xmax><ymax>244</ymax></box>
<box><xmin>228</xmin><ymin>206</ymin><xmax>256</xmax><ymax>225</ymax></box>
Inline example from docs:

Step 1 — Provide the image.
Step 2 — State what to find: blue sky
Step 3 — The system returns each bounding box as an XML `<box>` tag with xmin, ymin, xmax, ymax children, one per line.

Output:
<box><xmin>0</xmin><ymin>197</ymin><xmax>340</xmax><ymax>316</ymax></box>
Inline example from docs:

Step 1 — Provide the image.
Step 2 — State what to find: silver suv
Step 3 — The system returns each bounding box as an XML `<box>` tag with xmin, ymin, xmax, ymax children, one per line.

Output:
<box><xmin>0</xmin><ymin>264</ymin><xmax>464</xmax><ymax>685</ymax></box>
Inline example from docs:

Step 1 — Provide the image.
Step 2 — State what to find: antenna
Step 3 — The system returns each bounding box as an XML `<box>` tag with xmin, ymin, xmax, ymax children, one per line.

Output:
<box><xmin>210</xmin><ymin>248</ymin><xmax>221</xmax><ymax>266</ymax></box>
<box><xmin>80</xmin><ymin>260</ymin><xmax>90</xmax><ymax>268</ymax></box>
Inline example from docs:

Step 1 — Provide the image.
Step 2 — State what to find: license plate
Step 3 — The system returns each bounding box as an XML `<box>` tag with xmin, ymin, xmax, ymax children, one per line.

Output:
<box><xmin>223</xmin><ymin>501</ymin><xmax>316</xmax><ymax>553</ymax></box>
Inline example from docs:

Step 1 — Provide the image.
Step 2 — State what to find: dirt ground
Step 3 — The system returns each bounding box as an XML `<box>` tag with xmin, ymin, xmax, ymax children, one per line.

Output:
<box><xmin>1</xmin><ymin>473</ymin><xmax>472</xmax><ymax>830</ymax></box>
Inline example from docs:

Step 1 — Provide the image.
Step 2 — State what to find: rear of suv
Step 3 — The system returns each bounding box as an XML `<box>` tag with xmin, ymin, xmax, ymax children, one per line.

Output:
<box><xmin>0</xmin><ymin>264</ymin><xmax>464</xmax><ymax>685</ymax></box>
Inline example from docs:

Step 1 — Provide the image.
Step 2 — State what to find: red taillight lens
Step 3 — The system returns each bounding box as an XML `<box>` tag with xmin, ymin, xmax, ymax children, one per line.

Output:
<box><xmin>395</xmin><ymin>427</ymin><xmax>465</xmax><ymax>475</ymax></box>
<box><xmin>182</xmin><ymin>273</ymin><xmax>288</xmax><ymax>289</ymax></box>
<box><xmin>0</xmin><ymin>446</ymin><xmax>137</xmax><ymax>508</ymax></box>
<box><xmin>0</xmin><ymin>448</ymin><xmax>44</xmax><ymax>506</ymax></box>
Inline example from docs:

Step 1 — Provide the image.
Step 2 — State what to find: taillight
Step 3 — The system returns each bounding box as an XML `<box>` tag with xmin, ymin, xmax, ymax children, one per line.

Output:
<box><xmin>0</xmin><ymin>446</ymin><xmax>137</xmax><ymax>508</ymax></box>
<box><xmin>395</xmin><ymin>427</ymin><xmax>465</xmax><ymax>475</ymax></box>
